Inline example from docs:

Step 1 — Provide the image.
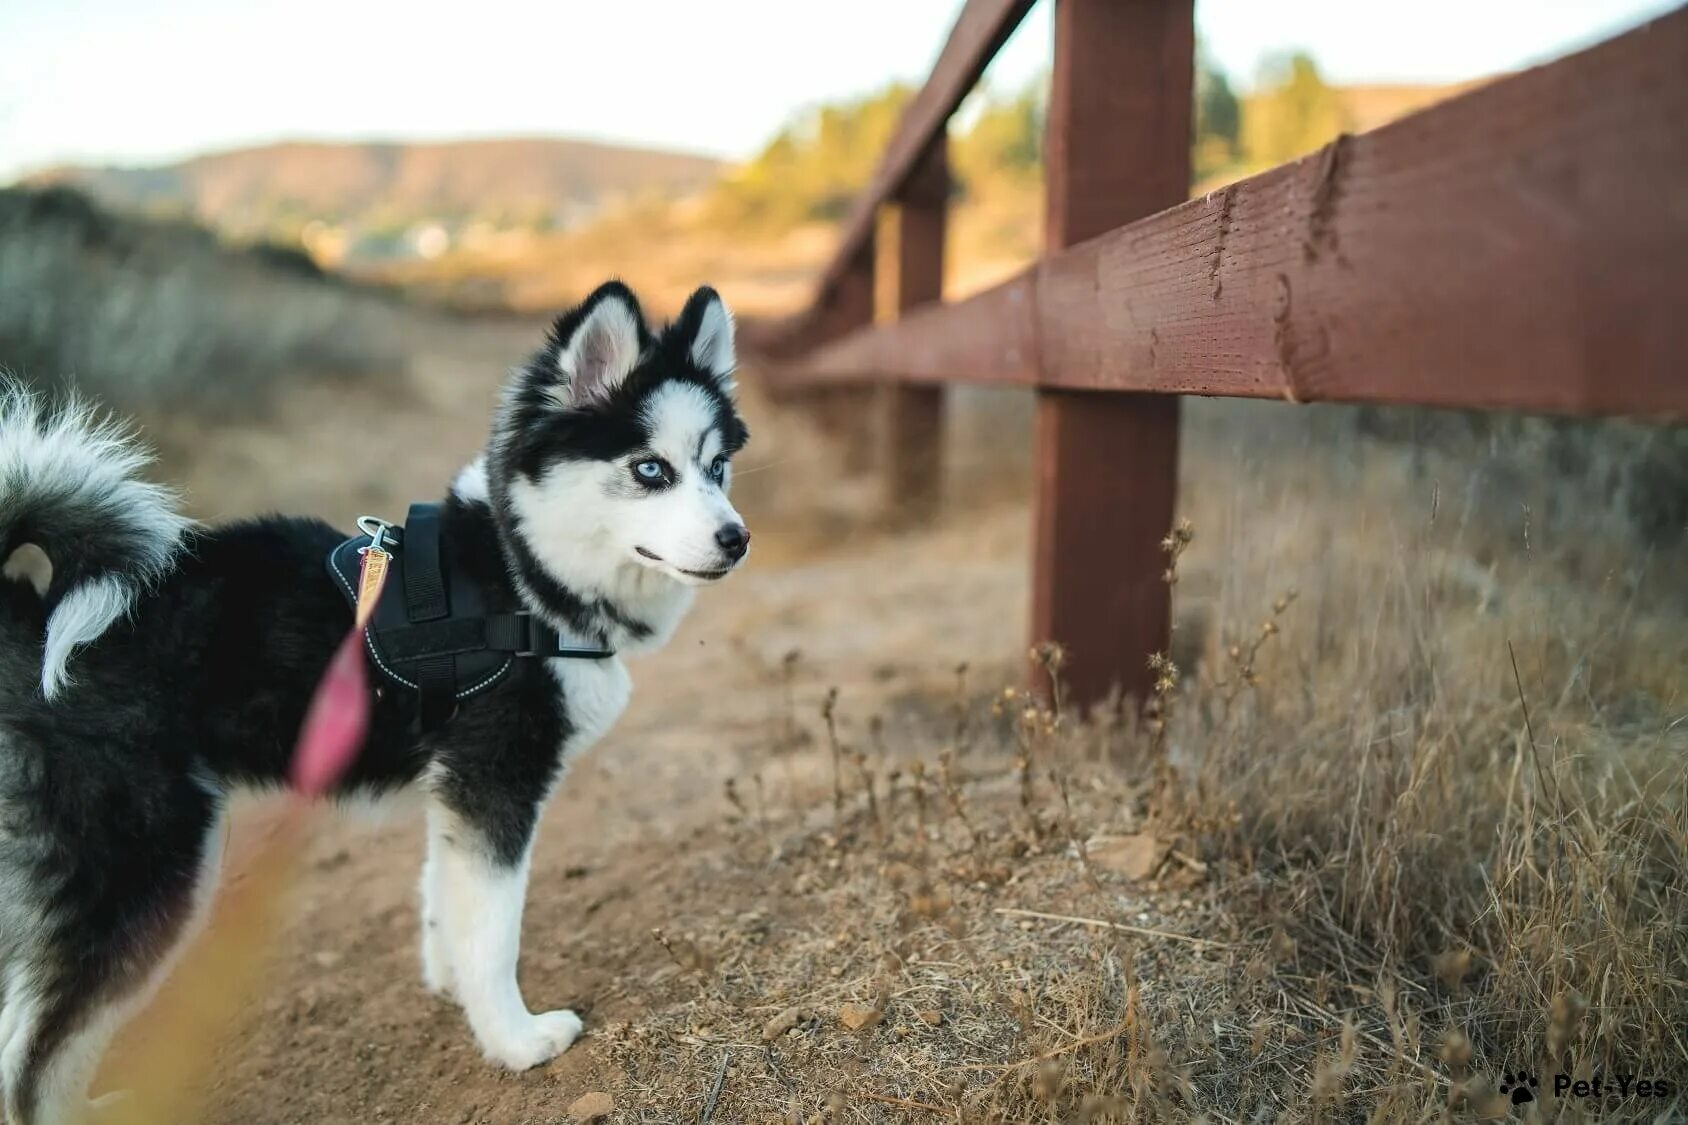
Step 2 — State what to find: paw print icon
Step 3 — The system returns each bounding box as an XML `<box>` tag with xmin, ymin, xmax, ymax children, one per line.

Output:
<box><xmin>1500</xmin><ymin>1071</ymin><xmax>1539</xmax><ymax>1105</ymax></box>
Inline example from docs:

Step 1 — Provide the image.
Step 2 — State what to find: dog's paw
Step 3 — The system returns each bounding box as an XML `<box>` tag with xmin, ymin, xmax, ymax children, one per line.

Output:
<box><xmin>484</xmin><ymin>1009</ymin><xmax>584</xmax><ymax>1071</ymax></box>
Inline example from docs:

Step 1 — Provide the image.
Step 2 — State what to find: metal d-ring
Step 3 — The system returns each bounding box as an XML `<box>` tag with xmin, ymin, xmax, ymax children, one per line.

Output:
<box><xmin>356</xmin><ymin>515</ymin><xmax>396</xmax><ymax>554</ymax></box>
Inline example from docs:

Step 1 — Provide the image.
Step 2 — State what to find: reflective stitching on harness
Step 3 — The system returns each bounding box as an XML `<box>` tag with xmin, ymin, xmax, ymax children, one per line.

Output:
<box><xmin>454</xmin><ymin>659</ymin><xmax>512</xmax><ymax>698</ymax></box>
<box><xmin>329</xmin><ymin>551</ymin><xmax>511</xmax><ymax>700</ymax></box>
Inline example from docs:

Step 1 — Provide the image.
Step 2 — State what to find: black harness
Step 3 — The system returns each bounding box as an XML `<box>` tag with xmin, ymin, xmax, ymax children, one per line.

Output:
<box><xmin>326</xmin><ymin>503</ymin><xmax>613</xmax><ymax>730</ymax></box>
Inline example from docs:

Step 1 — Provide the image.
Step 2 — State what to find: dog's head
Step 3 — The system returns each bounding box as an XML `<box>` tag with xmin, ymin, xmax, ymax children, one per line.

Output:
<box><xmin>492</xmin><ymin>281</ymin><xmax>751</xmax><ymax>592</ymax></box>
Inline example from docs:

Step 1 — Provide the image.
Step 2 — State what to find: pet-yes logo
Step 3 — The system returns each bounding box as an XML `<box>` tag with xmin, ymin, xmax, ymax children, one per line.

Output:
<box><xmin>1499</xmin><ymin>1071</ymin><xmax>1538</xmax><ymax>1105</ymax></box>
<box><xmin>1499</xmin><ymin>1068</ymin><xmax>1673</xmax><ymax>1110</ymax></box>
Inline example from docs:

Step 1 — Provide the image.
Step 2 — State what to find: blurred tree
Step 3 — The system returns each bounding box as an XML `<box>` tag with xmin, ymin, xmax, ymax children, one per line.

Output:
<box><xmin>708</xmin><ymin>42</ymin><xmax>1338</xmax><ymax>235</ymax></box>
<box><xmin>711</xmin><ymin>84</ymin><xmax>913</xmax><ymax>229</ymax></box>
<box><xmin>956</xmin><ymin>46</ymin><xmax>1239</xmax><ymax>195</ymax></box>
<box><xmin>953</xmin><ymin>82</ymin><xmax>1044</xmax><ymax>198</ymax></box>
<box><xmin>1193</xmin><ymin>46</ymin><xmax>1241</xmax><ymax>181</ymax></box>
<box><xmin>1242</xmin><ymin>52</ymin><xmax>1351</xmax><ymax>168</ymax></box>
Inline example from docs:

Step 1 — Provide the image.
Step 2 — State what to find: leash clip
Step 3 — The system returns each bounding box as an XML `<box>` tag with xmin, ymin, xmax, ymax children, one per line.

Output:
<box><xmin>356</xmin><ymin>515</ymin><xmax>396</xmax><ymax>556</ymax></box>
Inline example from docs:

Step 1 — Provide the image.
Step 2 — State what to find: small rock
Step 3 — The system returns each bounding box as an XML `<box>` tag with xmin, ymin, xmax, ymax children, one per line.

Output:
<box><xmin>566</xmin><ymin>1091</ymin><xmax>615</xmax><ymax>1122</ymax></box>
<box><xmin>314</xmin><ymin>848</ymin><xmax>352</xmax><ymax>871</ymax></box>
<box><xmin>762</xmin><ymin>1006</ymin><xmax>808</xmax><ymax>1042</ymax></box>
<box><xmin>839</xmin><ymin>1002</ymin><xmax>882</xmax><ymax>1032</ymax></box>
<box><xmin>1090</xmin><ymin>833</ymin><xmax>1171</xmax><ymax>881</ymax></box>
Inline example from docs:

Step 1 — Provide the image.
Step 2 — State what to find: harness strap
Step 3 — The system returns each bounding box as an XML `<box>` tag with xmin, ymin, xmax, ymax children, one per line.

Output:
<box><xmin>402</xmin><ymin>503</ymin><xmax>455</xmax><ymax>728</ymax></box>
<box><xmin>403</xmin><ymin>503</ymin><xmax>449</xmax><ymax>622</ymax></box>
<box><xmin>382</xmin><ymin>614</ymin><xmax>613</xmax><ymax>661</ymax></box>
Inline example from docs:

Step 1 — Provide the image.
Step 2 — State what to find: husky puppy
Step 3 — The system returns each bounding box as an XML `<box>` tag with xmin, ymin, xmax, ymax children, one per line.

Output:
<box><xmin>0</xmin><ymin>281</ymin><xmax>749</xmax><ymax>1123</ymax></box>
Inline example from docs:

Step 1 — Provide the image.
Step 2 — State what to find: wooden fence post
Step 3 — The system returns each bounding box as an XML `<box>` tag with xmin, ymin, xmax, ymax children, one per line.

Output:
<box><xmin>883</xmin><ymin>134</ymin><xmax>949</xmax><ymax>519</ymax></box>
<box><xmin>1031</xmin><ymin>0</ymin><xmax>1194</xmax><ymax>709</ymax></box>
<box><xmin>812</xmin><ymin>244</ymin><xmax>878</xmax><ymax>472</ymax></box>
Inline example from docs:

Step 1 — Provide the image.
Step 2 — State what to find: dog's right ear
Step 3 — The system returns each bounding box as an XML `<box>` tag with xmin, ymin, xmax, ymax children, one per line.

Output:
<box><xmin>548</xmin><ymin>281</ymin><xmax>646</xmax><ymax>408</ymax></box>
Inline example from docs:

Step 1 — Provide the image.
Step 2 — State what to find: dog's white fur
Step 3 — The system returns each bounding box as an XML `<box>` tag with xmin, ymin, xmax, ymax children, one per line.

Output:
<box><xmin>40</xmin><ymin>577</ymin><xmax>135</xmax><ymax>701</ymax></box>
<box><xmin>0</xmin><ymin>544</ymin><xmax>52</xmax><ymax>599</ymax></box>
<box><xmin>450</xmin><ymin>456</ymin><xmax>491</xmax><ymax>506</ymax></box>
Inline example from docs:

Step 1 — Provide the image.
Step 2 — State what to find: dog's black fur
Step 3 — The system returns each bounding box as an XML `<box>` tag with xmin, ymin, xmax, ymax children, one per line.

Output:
<box><xmin>0</xmin><ymin>281</ymin><xmax>747</xmax><ymax>1122</ymax></box>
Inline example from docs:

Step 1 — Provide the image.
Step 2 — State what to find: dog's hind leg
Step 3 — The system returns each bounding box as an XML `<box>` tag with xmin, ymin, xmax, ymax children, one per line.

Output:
<box><xmin>423</xmin><ymin>800</ymin><xmax>581</xmax><ymax>1071</ymax></box>
<box><xmin>1</xmin><ymin>973</ymin><xmax>136</xmax><ymax>1125</ymax></box>
<box><xmin>0</xmin><ymin>808</ymin><xmax>221</xmax><ymax>1125</ymax></box>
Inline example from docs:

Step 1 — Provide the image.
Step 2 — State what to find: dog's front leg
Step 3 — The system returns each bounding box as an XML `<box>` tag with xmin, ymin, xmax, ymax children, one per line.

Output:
<box><xmin>418</xmin><ymin>812</ymin><xmax>456</xmax><ymax>998</ymax></box>
<box><xmin>425</xmin><ymin>803</ymin><xmax>581</xmax><ymax>1070</ymax></box>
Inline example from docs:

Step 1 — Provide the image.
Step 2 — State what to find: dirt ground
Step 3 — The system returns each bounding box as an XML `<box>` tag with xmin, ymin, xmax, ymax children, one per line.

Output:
<box><xmin>109</xmin><ymin>317</ymin><xmax>1035</xmax><ymax>1124</ymax></box>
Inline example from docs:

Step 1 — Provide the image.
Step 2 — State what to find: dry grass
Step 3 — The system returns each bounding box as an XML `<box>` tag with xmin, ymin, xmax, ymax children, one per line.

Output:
<box><xmin>0</xmin><ymin>186</ymin><xmax>403</xmax><ymax>412</ymax></box>
<box><xmin>575</xmin><ymin>399</ymin><xmax>1686</xmax><ymax>1122</ymax></box>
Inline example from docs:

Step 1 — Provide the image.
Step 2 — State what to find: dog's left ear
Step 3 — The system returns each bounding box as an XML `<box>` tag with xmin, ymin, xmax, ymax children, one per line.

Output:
<box><xmin>552</xmin><ymin>281</ymin><xmax>647</xmax><ymax>407</ymax></box>
<box><xmin>671</xmin><ymin>286</ymin><xmax>736</xmax><ymax>393</ymax></box>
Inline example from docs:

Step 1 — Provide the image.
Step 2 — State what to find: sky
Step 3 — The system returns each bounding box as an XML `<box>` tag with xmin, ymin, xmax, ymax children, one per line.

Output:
<box><xmin>0</xmin><ymin>0</ymin><xmax>1674</xmax><ymax>180</ymax></box>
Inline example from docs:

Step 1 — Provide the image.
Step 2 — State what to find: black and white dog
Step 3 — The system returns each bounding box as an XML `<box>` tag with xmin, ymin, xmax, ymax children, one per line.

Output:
<box><xmin>0</xmin><ymin>281</ymin><xmax>749</xmax><ymax>1123</ymax></box>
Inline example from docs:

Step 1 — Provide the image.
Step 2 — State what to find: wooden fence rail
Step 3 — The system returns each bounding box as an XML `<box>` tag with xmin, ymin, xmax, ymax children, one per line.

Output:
<box><xmin>767</xmin><ymin>0</ymin><xmax>1688</xmax><ymax>708</ymax></box>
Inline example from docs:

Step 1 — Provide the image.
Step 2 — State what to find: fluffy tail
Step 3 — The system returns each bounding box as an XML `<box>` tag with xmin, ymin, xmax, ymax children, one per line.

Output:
<box><xmin>0</xmin><ymin>382</ymin><xmax>192</xmax><ymax>698</ymax></box>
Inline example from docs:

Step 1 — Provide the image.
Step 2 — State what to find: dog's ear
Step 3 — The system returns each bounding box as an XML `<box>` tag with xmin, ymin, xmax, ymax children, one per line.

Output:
<box><xmin>551</xmin><ymin>281</ymin><xmax>646</xmax><ymax>407</ymax></box>
<box><xmin>670</xmin><ymin>286</ymin><xmax>736</xmax><ymax>393</ymax></box>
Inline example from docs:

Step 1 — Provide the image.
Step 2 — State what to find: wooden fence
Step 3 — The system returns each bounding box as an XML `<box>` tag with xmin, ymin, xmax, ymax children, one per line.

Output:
<box><xmin>764</xmin><ymin>0</ymin><xmax>1688</xmax><ymax>708</ymax></box>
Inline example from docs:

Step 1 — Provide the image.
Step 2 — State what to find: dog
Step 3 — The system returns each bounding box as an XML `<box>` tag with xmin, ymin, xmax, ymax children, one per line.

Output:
<box><xmin>0</xmin><ymin>280</ymin><xmax>749</xmax><ymax>1123</ymax></box>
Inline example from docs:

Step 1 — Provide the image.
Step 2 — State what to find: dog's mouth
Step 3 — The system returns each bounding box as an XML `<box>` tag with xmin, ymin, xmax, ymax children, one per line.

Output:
<box><xmin>635</xmin><ymin>546</ymin><xmax>732</xmax><ymax>582</ymax></box>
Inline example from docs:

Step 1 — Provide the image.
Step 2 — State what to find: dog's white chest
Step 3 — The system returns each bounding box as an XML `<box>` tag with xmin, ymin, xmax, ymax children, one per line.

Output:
<box><xmin>547</xmin><ymin>656</ymin><xmax>632</xmax><ymax>757</ymax></box>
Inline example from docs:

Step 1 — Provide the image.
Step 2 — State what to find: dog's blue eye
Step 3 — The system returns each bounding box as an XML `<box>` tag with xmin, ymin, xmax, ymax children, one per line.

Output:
<box><xmin>709</xmin><ymin>456</ymin><xmax>727</xmax><ymax>483</ymax></box>
<box><xmin>633</xmin><ymin>459</ymin><xmax>669</xmax><ymax>485</ymax></box>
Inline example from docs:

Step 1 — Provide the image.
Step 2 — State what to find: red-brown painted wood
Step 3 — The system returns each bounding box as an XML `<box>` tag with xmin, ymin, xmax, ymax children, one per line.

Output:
<box><xmin>1031</xmin><ymin>392</ymin><xmax>1180</xmax><ymax>704</ymax></box>
<box><xmin>883</xmin><ymin>136</ymin><xmax>949</xmax><ymax>519</ymax></box>
<box><xmin>811</xmin><ymin>0</ymin><xmax>1035</xmax><ymax>313</ymax></box>
<box><xmin>1030</xmin><ymin>0</ymin><xmax>1193</xmax><ymax>710</ymax></box>
<box><xmin>808</xmin><ymin>245</ymin><xmax>879</xmax><ymax>472</ymax></box>
<box><xmin>786</xmin><ymin>8</ymin><xmax>1688</xmax><ymax>420</ymax></box>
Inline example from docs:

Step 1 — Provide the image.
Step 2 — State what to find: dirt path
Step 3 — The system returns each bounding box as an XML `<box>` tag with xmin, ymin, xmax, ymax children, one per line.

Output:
<box><xmin>110</xmin><ymin>319</ymin><xmax>1031</xmax><ymax>1123</ymax></box>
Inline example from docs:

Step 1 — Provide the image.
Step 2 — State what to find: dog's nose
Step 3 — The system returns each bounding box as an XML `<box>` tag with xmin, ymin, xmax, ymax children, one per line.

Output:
<box><xmin>715</xmin><ymin>523</ymin><xmax>750</xmax><ymax>559</ymax></box>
